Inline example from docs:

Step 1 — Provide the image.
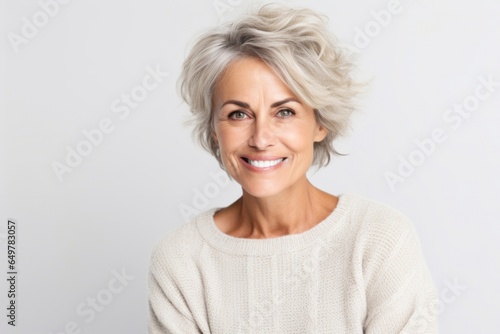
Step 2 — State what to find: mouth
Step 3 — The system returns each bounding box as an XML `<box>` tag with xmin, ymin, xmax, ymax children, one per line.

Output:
<box><xmin>241</xmin><ymin>157</ymin><xmax>287</xmax><ymax>168</ymax></box>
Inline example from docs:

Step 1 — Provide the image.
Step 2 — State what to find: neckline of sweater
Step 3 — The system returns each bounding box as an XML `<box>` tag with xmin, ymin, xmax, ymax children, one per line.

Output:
<box><xmin>195</xmin><ymin>193</ymin><xmax>353</xmax><ymax>256</ymax></box>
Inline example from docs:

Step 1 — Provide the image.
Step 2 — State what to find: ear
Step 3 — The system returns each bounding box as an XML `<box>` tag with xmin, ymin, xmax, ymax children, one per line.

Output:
<box><xmin>313</xmin><ymin>124</ymin><xmax>327</xmax><ymax>143</ymax></box>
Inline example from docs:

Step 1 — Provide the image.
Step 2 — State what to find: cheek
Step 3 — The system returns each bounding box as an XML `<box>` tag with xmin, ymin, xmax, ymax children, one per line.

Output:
<box><xmin>216</xmin><ymin>127</ymin><xmax>237</xmax><ymax>149</ymax></box>
<box><xmin>280</xmin><ymin>124</ymin><xmax>317</xmax><ymax>153</ymax></box>
<box><xmin>214</xmin><ymin>126</ymin><xmax>248</xmax><ymax>164</ymax></box>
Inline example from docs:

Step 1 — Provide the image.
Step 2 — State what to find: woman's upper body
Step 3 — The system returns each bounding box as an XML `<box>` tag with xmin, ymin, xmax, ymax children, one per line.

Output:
<box><xmin>149</xmin><ymin>193</ymin><xmax>438</xmax><ymax>333</ymax></box>
<box><xmin>149</xmin><ymin>4</ymin><xmax>438</xmax><ymax>333</ymax></box>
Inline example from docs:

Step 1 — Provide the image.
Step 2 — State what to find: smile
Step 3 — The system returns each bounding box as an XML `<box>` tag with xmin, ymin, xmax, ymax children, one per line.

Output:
<box><xmin>242</xmin><ymin>157</ymin><xmax>286</xmax><ymax>169</ymax></box>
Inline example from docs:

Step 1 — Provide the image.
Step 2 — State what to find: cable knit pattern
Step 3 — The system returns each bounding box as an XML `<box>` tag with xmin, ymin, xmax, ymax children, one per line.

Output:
<box><xmin>148</xmin><ymin>194</ymin><xmax>438</xmax><ymax>333</ymax></box>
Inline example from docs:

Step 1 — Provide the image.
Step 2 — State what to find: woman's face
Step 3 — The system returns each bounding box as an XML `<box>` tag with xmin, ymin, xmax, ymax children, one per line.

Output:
<box><xmin>213</xmin><ymin>57</ymin><xmax>326</xmax><ymax>198</ymax></box>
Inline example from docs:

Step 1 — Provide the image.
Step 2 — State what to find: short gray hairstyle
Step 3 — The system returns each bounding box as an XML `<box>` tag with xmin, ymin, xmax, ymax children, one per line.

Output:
<box><xmin>179</xmin><ymin>4</ymin><xmax>360</xmax><ymax>167</ymax></box>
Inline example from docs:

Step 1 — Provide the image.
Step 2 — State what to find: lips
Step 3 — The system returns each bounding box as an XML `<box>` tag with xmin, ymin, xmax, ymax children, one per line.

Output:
<box><xmin>241</xmin><ymin>157</ymin><xmax>287</xmax><ymax>169</ymax></box>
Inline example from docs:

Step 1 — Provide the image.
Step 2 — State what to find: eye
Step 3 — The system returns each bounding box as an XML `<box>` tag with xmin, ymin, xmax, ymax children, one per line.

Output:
<box><xmin>277</xmin><ymin>108</ymin><xmax>295</xmax><ymax>118</ymax></box>
<box><xmin>228</xmin><ymin>111</ymin><xmax>248</xmax><ymax>120</ymax></box>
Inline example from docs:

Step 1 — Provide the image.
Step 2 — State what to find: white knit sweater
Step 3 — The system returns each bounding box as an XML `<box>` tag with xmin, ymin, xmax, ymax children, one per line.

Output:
<box><xmin>148</xmin><ymin>194</ymin><xmax>438</xmax><ymax>333</ymax></box>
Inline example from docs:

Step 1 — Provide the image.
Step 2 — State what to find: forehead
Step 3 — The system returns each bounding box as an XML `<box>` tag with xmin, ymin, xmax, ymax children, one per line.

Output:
<box><xmin>213</xmin><ymin>57</ymin><xmax>296</xmax><ymax>102</ymax></box>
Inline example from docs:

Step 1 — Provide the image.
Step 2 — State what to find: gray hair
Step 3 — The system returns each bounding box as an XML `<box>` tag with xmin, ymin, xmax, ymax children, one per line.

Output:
<box><xmin>179</xmin><ymin>4</ymin><xmax>361</xmax><ymax>167</ymax></box>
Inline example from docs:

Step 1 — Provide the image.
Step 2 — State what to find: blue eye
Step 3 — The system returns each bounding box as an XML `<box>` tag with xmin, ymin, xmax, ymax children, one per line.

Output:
<box><xmin>228</xmin><ymin>111</ymin><xmax>247</xmax><ymax>119</ymax></box>
<box><xmin>277</xmin><ymin>109</ymin><xmax>294</xmax><ymax>118</ymax></box>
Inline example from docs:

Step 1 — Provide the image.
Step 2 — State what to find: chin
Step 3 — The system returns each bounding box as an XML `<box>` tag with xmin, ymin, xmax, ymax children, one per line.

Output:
<box><xmin>240</xmin><ymin>179</ymin><xmax>290</xmax><ymax>199</ymax></box>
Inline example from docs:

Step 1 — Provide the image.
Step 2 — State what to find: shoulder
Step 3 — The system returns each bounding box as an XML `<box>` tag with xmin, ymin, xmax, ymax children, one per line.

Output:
<box><xmin>149</xmin><ymin>208</ymin><xmax>217</xmax><ymax>273</ymax></box>
<box><xmin>342</xmin><ymin>194</ymin><xmax>419</xmax><ymax>255</ymax></box>
<box><xmin>345</xmin><ymin>193</ymin><xmax>414</xmax><ymax>234</ymax></box>
<box><xmin>342</xmin><ymin>194</ymin><xmax>430</xmax><ymax>284</ymax></box>
<box><xmin>341</xmin><ymin>196</ymin><xmax>437</xmax><ymax>331</ymax></box>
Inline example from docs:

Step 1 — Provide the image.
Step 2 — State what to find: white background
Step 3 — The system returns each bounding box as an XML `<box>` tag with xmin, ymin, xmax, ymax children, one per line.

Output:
<box><xmin>1</xmin><ymin>0</ymin><xmax>499</xmax><ymax>333</ymax></box>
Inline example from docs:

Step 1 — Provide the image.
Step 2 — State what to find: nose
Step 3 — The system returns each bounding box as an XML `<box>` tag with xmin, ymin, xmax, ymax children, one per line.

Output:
<box><xmin>248</xmin><ymin>118</ymin><xmax>277</xmax><ymax>150</ymax></box>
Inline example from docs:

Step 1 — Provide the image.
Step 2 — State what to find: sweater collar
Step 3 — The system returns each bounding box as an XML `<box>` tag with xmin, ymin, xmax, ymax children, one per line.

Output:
<box><xmin>195</xmin><ymin>193</ymin><xmax>352</xmax><ymax>256</ymax></box>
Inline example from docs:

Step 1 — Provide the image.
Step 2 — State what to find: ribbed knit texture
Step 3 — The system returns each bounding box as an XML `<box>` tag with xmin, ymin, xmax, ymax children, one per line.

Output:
<box><xmin>148</xmin><ymin>194</ymin><xmax>438</xmax><ymax>333</ymax></box>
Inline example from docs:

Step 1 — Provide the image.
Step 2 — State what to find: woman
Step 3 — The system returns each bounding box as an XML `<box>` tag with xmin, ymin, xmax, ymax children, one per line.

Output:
<box><xmin>149</xmin><ymin>4</ymin><xmax>438</xmax><ymax>333</ymax></box>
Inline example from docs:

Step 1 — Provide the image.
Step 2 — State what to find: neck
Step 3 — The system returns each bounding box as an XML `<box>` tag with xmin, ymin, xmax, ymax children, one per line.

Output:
<box><xmin>230</xmin><ymin>178</ymin><xmax>337</xmax><ymax>239</ymax></box>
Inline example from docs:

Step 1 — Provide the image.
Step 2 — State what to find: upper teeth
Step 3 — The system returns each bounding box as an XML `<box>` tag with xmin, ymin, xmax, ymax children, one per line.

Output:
<box><xmin>248</xmin><ymin>158</ymin><xmax>284</xmax><ymax>168</ymax></box>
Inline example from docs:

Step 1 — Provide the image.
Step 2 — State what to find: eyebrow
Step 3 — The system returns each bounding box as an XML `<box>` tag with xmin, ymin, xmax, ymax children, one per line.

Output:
<box><xmin>220</xmin><ymin>98</ymin><xmax>300</xmax><ymax>109</ymax></box>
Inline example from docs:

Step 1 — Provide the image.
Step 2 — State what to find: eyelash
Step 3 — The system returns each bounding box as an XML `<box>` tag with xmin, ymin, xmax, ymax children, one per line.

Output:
<box><xmin>276</xmin><ymin>108</ymin><xmax>295</xmax><ymax>118</ymax></box>
<box><xmin>227</xmin><ymin>111</ymin><xmax>248</xmax><ymax>120</ymax></box>
<box><xmin>227</xmin><ymin>108</ymin><xmax>295</xmax><ymax>120</ymax></box>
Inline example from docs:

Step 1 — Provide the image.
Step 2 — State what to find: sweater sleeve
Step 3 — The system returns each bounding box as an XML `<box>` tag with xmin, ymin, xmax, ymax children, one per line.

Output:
<box><xmin>361</xmin><ymin>210</ymin><xmax>439</xmax><ymax>334</ymax></box>
<box><xmin>148</xmin><ymin>269</ymin><xmax>202</xmax><ymax>333</ymax></box>
<box><xmin>148</xmin><ymin>233</ymin><xmax>204</xmax><ymax>334</ymax></box>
